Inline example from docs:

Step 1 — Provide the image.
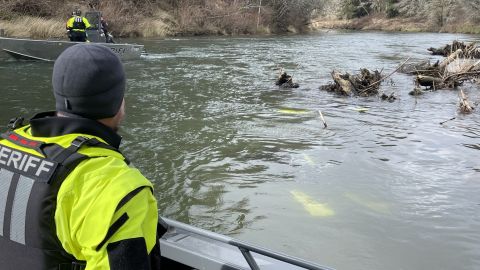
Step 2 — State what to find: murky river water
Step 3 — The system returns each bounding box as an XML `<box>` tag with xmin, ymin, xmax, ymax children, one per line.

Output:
<box><xmin>1</xmin><ymin>31</ymin><xmax>479</xmax><ymax>270</ymax></box>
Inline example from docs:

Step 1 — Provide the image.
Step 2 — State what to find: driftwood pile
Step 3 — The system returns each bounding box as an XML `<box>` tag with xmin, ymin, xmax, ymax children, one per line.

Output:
<box><xmin>403</xmin><ymin>49</ymin><xmax>480</xmax><ymax>91</ymax></box>
<box><xmin>403</xmin><ymin>41</ymin><xmax>479</xmax><ymax>114</ymax></box>
<box><xmin>320</xmin><ymin>69</ymin><xmax>382</xmax><ymax>96</ymax></box>
<box><xmin>428</xmin><ymin>41</ymin><xmax>480</xmax><ymax>58</ymax></box>
<box><xmin>274</xmin><ymin>40</ymin><xmax>478</xmax><ymax>115</ymax></box>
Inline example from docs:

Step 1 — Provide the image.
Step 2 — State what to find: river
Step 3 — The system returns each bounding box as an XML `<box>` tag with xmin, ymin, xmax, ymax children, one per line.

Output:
<box><xmin>1</xmin><ymin>31</ymin><xmax>479</xmax><ymax>270</ymax></box>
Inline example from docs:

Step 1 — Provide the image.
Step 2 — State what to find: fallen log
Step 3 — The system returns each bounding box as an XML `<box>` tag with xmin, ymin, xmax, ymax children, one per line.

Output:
<box><xmin>400</xmin><ymin>60</ymin><xmax>435</xmax><ymax>75</ymax></box>
<box><xmin>416</xmin><ymin>75</ymin><xmax>444</xmax><ymax>88</ymax></box>
<box><xmin>438</xmin><ymin>49</ymin><xmax>463</xmax><ymax>70</ymax></box>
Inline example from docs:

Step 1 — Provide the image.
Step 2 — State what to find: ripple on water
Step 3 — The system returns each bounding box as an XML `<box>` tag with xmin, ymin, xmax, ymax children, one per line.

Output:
<box><xmin>126</xmin><ymin>34</ymin><xmax>480</xmax><ymax>270</ymax></box>
<box><xmin>3</xmin><ymin>32</ymin><xmax>480</xmax><ymax>270</ymax></box>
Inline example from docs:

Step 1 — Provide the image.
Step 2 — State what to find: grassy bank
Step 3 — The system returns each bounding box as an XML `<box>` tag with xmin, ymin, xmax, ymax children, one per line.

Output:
<box><xmin>0</xmin><ymin>17</ymin><xmax>65</xmax><ymax>39</ymax></box>
<box><xmin>0</xmin><ymin>0</ymin><xmax>177</xmax><ymax>38</ymax></box>
<box><xmin>0</xmin><ymin>16</ymin><xmax>175</xmax><ymax>39</ymax></box>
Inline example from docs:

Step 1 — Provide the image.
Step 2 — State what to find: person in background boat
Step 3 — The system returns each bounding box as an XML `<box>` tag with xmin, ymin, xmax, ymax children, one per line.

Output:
<box><xmin>66</xmin><ymin>9</ymin><xmax>92</xmax><ymax>42</ymax></box>
<box><xmin>0</xmin><ymin>44</ymin><xmax>164</xmax><ymax>270</ymax></box>
<box><xmin>100</xmin><ymin>16</ymin><xmax>115</xmax><ymax>43</ymax></box>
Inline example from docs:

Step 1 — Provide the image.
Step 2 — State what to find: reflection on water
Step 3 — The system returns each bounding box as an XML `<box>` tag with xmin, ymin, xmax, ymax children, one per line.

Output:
<box><xmin>1</xmin><ymin>31</ymin><xmax>480</xmax><ymax>270</ymax></box>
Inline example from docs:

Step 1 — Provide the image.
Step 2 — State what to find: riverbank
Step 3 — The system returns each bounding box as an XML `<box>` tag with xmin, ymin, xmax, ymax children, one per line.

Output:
<box><xmin>2</xmin><ymin>0</ymin><xmax>480</xmax><ymax>38</ymax></box>
<box><xmin>0</xmin><ymin>12</ymin><xmax>175</xmax><ymax>39</ymax></box>
<box><xmin>0</xmin><ymin>0</ymin><xmax>288</xmax><ymax>39</ymax></box>
<box><xmin>0</xmin><ymin>17</ymin><xmax>64</xmax><ymax>39</ymax></box>
<box><xmin>311</xmin><ymin>15</ymin><xmax>480</xmax><ymax>34</ymax></box>
<box><xmin>2</xmin><ymin>13</ymin><xmax>480</xmax><ymax>40</ymax></box>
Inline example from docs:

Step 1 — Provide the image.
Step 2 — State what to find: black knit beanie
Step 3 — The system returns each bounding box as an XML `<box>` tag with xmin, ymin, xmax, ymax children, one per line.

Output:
<box><xmin>52</xmin><ymin>44</ymin><xmax>125</xmax><ymax>119</ymax></box>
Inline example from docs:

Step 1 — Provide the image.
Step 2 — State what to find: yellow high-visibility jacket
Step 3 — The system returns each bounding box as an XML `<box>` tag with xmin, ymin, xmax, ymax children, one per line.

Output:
<box><xmin>0</xmin><ymin>113</ymin><xmax>159</xmax><ymax>270</ymax></box>
<box><xmin>66</xmin><ymin>16</ymin><xmax>92</xmax><ymax>32</ymax></box>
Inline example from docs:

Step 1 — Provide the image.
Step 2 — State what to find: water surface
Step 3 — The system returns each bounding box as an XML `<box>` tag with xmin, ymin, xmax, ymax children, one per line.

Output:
<box><xmin>1</xmin><ymin>31</ymin><xmax>479</xmax><ymax>270</ymax></box>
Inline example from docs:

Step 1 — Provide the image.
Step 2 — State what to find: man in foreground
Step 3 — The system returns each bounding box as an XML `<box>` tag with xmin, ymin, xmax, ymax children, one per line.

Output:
<box><xmin>0</xmin><ymin>44</ymin><xmax>161</xmax><ymax>269</ymax></box>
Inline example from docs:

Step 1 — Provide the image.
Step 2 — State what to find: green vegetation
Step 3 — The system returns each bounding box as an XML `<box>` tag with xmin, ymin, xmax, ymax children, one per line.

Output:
<box><xmin>0</xmin><ymin>0</ymin><xmax>479</xmax><ymax>38</ymax></box>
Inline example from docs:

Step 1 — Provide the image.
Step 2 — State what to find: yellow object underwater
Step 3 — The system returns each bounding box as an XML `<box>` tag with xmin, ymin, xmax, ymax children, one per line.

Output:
<box><xmin>302</xmin><ymin>154</ymin><xmax>316</xmax><ymax>166</ymax></box>
<box><xmin>353</xmin><ymin>107</ymin><xmax>369</xmax><ymax>113</ymax></box>
<box><xmin>347</xmin><ymin>107</ymin><xmax>369</xmax><ymax>112</ymax></box>
<box><xmin>290</xmin><ymin>190</ymin><xmax>335</xmax><ymax>217</ymax></box>
<box><xmin>344</xmin><ymin>192</ymin><xmax>390</xmax><ymax>214</ymax></box>
<box><xmin>278</xmin><ymin>108</ymin><xmax>309</xmax><ymax>114</ymax></box>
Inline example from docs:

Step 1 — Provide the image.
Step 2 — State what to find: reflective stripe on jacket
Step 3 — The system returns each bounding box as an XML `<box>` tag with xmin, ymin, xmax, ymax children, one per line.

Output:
<box><xmin>0</xmin><ymin>124</ymin><xmax>158</xmax><ymax>270</ymax></box>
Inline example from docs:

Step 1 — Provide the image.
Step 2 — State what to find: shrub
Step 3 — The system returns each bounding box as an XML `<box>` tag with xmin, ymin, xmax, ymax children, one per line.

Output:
<box><xmin>10</xmin><ymin>0</ymin><xmax>54</xmax><ymax>17</ymax></box>
<box><xmin>341</xmin><ymin>0</ymin><xmax>371</xmax><ymax>19</ymax></box>
<box><xmin>386</xmin><ymin>4</ymin><xmax>399</xmax><ymax>18</ymax></box>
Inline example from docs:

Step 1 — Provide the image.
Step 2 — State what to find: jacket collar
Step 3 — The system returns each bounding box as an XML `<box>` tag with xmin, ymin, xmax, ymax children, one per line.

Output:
<box><xmin>29</xmin><ymin>111</ymin><xmax>122</xmax><ymax>149</ymax></box>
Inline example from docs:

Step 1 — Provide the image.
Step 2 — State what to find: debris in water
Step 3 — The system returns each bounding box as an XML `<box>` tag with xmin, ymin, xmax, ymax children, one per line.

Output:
<box><xmin>440</xmin><ymin>117</ymin><xmax>456</xmax><ymax>125</ymax></box>
<box><xmin>380</xmin><ymin>92</ymin><xmax>396</xmax><ymax>102</ymax></box>
<box><xmin>409</xmin><ymin>87</ymin><xmax>424</xmax><ymax>96</ymax></box>
<box><xmin>321</xmin><ymin>58</ymin><xmax>408</xmax><ymax>98</ymax></box>
<box><xmin>318</xmin><ymin>110</ymin><xmax>327</xmax><ymax>128</ymax></box>
<box><xmin>276</xmin><ymin>70</ymin><xmax>299</xmax><ymax>88</ymax></box>
<box><xmin>428</xmin><ymin>41</ymin><xmax>480</xmax><ymax>58</ymax></box>
<box><xmin>321</xmin><ymin>68</ymin><xmax>382</xmax><ymax>96</ymax></box>
<box><xmin>410</xmin><ymin>49</ymin><xmax>480</xmax><ymax>90</ymax></box>
<box><xmin>459</xmin><ymin>89</ymin><xmax>475</xmax><ymax>114</ymax></box>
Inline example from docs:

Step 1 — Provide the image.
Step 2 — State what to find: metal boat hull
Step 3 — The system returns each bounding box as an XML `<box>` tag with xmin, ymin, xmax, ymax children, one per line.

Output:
<box><xmin>0</xmin><ymin>37</ymin><xmax>144</xmax><ymax>61</ymax></box>
<box><xmin>160</xmin><ymin>217</ymin><xmax>333</xmax><ymax>270</ymax></box>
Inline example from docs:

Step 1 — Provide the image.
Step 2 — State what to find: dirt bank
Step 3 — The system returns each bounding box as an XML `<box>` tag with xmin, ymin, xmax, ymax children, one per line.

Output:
<box><xmin>311</xmin><ymin>15</ymin><xmax>480</xmax><ymax>34</ymax></box>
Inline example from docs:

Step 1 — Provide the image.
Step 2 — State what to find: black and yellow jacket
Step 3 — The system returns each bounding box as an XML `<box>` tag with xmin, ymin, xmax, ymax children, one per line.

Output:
<box><xmin>66</xmin><ymin>16</ymin><xmax>92</xmax><ymax>32</ymax></box>
<box><xmin>0</xmin><ymin>112</ymin><xmax>159</xmax><ymax>270</ymax></box>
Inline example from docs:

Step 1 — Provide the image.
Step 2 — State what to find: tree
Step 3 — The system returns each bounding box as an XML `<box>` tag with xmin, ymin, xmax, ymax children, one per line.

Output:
<box><xmin>265</xmin><ymin>0</ymin><xmax>323</xmax><ymax>32</ymax></box>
